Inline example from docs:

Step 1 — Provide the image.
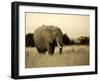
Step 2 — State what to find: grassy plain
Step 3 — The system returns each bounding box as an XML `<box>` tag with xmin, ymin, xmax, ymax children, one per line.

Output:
<box><xmin>25</xmin><ymin>45</ymin><xmax>89</xmax><ymax>68</ymax></box>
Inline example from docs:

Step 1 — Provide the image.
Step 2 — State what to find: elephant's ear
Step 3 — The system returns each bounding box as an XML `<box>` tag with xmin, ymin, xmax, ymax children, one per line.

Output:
<box><xmin>42</xmin><ymin>30</ymin><xmax>53</xmax><ymax>43</ymax></box>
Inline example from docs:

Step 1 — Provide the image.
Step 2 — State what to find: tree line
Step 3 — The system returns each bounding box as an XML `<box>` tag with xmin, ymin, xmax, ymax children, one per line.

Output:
<box><xmin>26</xmin><ymin>33</ymin><xmax>89</xmax><ymax>47</ymax></box>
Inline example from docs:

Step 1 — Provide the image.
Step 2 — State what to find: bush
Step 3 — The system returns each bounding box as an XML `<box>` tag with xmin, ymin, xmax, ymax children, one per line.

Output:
<box><xmin>78</xmin><ymin>36</ymin><xmax>89</xmax><ymax>45</ymax></box>
<box><xmin>63</xmin><ymin>34</ymin><xmax>70</xmax><ymax>45</ymax></box>
<box><xmin>26</xmin><ymin>33</ymin><xmax>35</xmax><ymax>47</ymax></box>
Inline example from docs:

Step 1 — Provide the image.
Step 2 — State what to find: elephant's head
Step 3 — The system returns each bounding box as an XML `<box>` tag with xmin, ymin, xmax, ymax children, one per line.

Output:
<box><xmin>52</xmin><ymin>27</ymin><xmax>63</xmax><ymax>54</ymax></box>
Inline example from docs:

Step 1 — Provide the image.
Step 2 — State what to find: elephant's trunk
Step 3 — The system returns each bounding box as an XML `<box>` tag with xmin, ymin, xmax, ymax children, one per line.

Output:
<box><xmin>57</xmin><ymin>42</ymin><xmax>62</xmax><ymax>48</ymax></box>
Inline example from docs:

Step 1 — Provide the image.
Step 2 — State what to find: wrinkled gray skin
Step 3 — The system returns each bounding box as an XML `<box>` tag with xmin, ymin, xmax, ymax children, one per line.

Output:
<box><xmin>34</xmin><ymin>25</ymin><xmax>63</xmax><ymax>55</ymax></box>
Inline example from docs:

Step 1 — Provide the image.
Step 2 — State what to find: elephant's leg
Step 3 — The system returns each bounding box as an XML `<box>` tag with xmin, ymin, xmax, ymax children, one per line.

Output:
<box><xmin>52</xmin><ymin>45</ymin><xmax>55</xmax><ymax>54</ymax></box>
<box><xmin>47</xmin><ymin>43</ymin><xmax>55</xmax><ymax>55</ymax></box>
<box><xmin>51</xmin><ymin>42</ymin><xmax>56</xmax><ymax>54</ymax></box>
<box><xmin>36</xmin><ymin>47</ymin><xmax>46</xmax><ymax>54</ymax></box>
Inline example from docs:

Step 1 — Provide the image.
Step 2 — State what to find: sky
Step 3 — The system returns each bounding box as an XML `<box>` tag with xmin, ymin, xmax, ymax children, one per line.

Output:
<box><xmin>25</xmin><ymin>12</ymin><xmax>89</xmax><ymax>39</ymax></box>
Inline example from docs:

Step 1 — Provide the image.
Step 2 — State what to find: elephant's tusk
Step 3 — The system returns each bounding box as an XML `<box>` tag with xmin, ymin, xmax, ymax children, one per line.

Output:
<box><xmin>57</xmin><ymin>42</ymin><xmax>62</xmax><ymax>48</ymax></box>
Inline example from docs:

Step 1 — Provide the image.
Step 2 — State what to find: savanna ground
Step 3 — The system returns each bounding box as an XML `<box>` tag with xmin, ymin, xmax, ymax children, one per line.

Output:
<box><xmin>25</xmin><ymin>45</ymin><xmax>89</xmax><ymax>68</ymax></box>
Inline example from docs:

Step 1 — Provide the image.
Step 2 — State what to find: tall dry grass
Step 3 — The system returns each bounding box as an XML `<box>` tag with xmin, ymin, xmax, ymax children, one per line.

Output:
<box><xmin>25</xmin><ymin>45</ymin><xmax>89</xmax><ymax>68</ymax></box>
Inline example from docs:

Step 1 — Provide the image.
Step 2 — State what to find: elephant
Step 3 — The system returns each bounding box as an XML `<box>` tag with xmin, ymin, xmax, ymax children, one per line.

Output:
<box><xmin>34</xmin><ymin>25</ymin><xmax>63</xmax><ymax>55</ymax></box>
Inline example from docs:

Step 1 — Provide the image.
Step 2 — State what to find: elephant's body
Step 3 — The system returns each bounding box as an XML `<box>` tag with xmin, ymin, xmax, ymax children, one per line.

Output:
<box><xmin>34</xmin><ymin>25</ymin><xmax>63</xmax><ymax>54</ymax></box>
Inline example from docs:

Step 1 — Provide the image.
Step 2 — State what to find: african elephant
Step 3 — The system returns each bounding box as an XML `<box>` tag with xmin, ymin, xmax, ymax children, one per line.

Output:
<box><xmin>34</xmin><ymin>25</ymin><xmax>63</xmax><ymax>55</ymax></box>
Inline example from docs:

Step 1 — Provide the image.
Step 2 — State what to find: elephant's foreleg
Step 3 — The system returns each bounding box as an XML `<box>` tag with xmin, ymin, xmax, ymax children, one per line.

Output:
<box><xmin>47</xmin><ymin>43</ymin><xmax>55</xmax><ymax>55</ymax></box>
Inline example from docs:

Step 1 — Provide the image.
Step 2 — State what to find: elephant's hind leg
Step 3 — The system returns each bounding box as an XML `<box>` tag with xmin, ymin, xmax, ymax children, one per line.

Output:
<box><xmin>36</xmin><ymin>47</ymin><xmax>46</xmax><ymax>54</ymax></box>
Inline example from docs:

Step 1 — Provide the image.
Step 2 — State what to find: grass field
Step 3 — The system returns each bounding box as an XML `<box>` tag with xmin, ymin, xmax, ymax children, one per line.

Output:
<box><xmin>25</xmin><ymin>45</ymin><xmax>89</xmax><ymax>68</ymax></box>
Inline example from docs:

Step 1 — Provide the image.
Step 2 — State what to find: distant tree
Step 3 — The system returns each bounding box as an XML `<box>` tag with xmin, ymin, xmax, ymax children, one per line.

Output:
<box><xmin>63</xmin><ymin>34</ymin><xmax>70</xmax><ymax>45</ymax></box>
<box><xmin>26</xmin><ymin>33</ymin><xmax>35</xmax><ymax>47</ymax></box>
<box><xmin>78</xmin><ymin>36</ymin><xmax>89</xmax><ymax>45</ymax></box>
<box><xmin>70</xmin><ymin>40</ymin><xmax>76</xmax><ymax>45</ymax></box>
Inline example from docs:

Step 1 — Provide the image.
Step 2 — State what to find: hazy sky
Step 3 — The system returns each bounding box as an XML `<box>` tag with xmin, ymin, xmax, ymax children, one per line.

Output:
<box><xmin>25</xmin><ymin>12</ymin><xmax>89</xmax><ymax>39</ymax></box>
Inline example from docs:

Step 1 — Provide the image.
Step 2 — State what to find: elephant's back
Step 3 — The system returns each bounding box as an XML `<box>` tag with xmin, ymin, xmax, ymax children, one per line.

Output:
<box><xmin>34</xmin><ymin>26</ymin><xmax>46</xmax><ymax>34</ymax></box>
<box><xmin>34</xmin><ymin>26</ymin><xmax>46</xmax><ymax>40</ymax></box>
